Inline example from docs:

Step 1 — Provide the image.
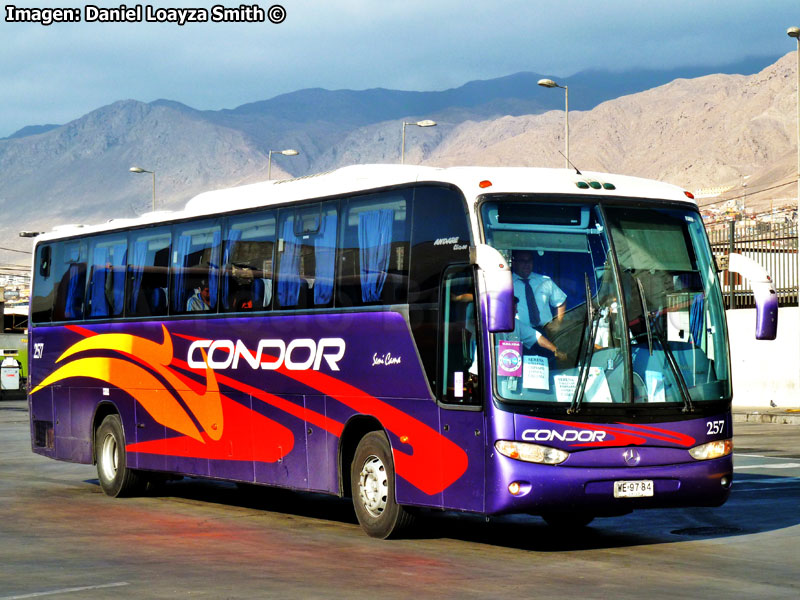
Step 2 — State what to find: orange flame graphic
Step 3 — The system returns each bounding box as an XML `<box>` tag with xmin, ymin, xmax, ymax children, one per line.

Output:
<box><xmin>31</xmin><ymin>326</ymin><xmax>223</xmax><ymax>443</ymax></box>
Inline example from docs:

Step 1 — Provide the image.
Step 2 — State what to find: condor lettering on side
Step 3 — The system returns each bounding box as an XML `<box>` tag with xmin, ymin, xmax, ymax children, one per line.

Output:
<box><xmin>522</xmin><ymin>429</ymin><xmax>607</xmax><ymax>443</ymax></box>
<box><xmin>188</xmin><ymin>338</ymin><xmax>346</xmax><ymax>371</ymax></box>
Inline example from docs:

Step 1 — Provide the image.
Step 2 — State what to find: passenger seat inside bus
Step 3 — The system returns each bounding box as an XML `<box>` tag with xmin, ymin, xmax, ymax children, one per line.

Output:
<box><xmin>149</xmin><ymin>287</ymin><xmax>167</xmax><ymax>315</ymax></box>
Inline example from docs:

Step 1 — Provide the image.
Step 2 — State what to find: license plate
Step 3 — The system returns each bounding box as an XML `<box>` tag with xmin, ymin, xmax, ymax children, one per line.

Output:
<box><xmin>614</xmin><ymin>480</ymin><xmax>654</xmax><ymax>498</ymax></box>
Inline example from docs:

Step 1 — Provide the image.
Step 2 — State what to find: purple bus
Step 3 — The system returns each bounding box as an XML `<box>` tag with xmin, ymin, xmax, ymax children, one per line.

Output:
<box><xmin>27</xmin><ymin>165</ymin><xmax>777</xmax><ymax>538</ymax></box>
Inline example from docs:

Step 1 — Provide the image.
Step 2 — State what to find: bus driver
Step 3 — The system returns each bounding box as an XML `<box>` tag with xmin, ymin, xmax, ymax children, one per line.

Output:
<box><xmin>511</xmin><ymin>249</ymin><xmax>567</xmax><ymax>330</ymax></box>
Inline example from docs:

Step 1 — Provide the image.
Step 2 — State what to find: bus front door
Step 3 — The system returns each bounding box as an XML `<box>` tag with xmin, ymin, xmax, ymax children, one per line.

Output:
<box><xmin>439</xmin><ymin>266</ymin><xmax>486</xmax><ymax>513</ymax></box>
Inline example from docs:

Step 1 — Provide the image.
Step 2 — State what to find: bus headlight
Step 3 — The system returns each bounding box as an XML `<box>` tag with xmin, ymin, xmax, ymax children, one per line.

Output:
<box><xmin>495</xmin><ymin>440</ymin><xmax>569</xmax><ymax>465</ymax></box>
<box><xmin>688</xmin><ymin>439</ymin><xmax>733</xmax><ymax>460</ymax></box>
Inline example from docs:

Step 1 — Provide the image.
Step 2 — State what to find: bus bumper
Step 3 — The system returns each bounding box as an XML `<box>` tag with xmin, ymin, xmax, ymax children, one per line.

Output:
<box><xmin>485</xmin><ymin>454</ymin><xmax>733</xmax><ymax>516</ymax></box>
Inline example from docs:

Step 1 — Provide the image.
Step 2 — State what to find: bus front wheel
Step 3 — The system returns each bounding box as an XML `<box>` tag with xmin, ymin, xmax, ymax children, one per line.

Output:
<box><xmin>95</xmin><ymin>414</ymin><xmax>145</xmax><ymax>497</ymax></box>
<box><xmin>350</xmin><ymin>431</ymin><xmax>414</xmax><ymax>539</ymax></box>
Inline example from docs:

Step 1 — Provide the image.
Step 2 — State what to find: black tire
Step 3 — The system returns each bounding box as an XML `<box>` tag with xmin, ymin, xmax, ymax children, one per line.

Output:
<box><xmin>95</xmin><ymin>414</ymin><xmax>146</xmax><ymax>497</ymax></box>
<box><xmin>350</xmin><ymin>431</ymin><xmax>414</xmax><ymax>539</ymax></box>
<box><xmin>541</xmin><ymin>512</ymin><xmax>595</xmax><ymax>529</ymax></box>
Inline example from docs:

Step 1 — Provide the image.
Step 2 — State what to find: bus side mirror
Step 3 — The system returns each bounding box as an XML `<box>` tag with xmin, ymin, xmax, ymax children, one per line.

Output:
<box><xmin>471</xmin><ymin>244</ymin><xmax>514</xmax><ymax>333</ymax></box>
<box><xmin>721</xmin><ymin>252</ymin><xmax>778</xmax><ymax>340</ymax></box>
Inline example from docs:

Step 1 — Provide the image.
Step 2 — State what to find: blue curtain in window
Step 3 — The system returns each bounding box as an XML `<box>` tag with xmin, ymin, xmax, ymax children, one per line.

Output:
<box><xmin>358</xmin><ymin>209</ymin><xmax>394</xmax><ymax>302</ymax></box>
<box><xmin>222</xmin><ymin>228</ymin><xmax>243</xmax><ymax>310</ymax></box>
<box><xmin>690</xmin><ymin>292</ymin><xmax>704</xmax><ymax>346</ymax></box>
<box><xmin>173</xmin><ymin>234</ymin><xmax>192</xmax><ymax>310</ymax></box>
<box><xmin>64</xmin><ymin>264</ymin><xmax>83</xmax><ymax>320</ymax></box>
<box><xmin>89</xmin><ymin>246</ymin><xmax>110</xmax><ymax>317</ymax></box>
<box><xmin>314</xmin><ymin>214</ymin><xmax>337</xmax><ymax>305</ymax></box>
<box><xmin>208</xmin><ymin>229</ymin><xmax>221</xmax><ymax>309</ymax></box>
<box><xmin>129</xmin><ymin>240</ymin><xmax>148</xmax><ymax>313</ymax></box>
<box><xmin>277</xmin><ymin>218</ymin><xmax>301</xmax><ymax>307</ymax></box>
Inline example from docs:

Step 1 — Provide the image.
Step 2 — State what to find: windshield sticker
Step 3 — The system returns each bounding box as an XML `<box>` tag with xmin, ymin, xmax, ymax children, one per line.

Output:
<box><xmin>453</xmin><ymin>371</ymin><xmax>464</xmax><ymax>397</ymax></box>
<box><xmin>554</xmin><ymin>374</ymin><xmax>578</xmax><ymax>402</ymax></box>
<box><xmin>497</xmin><ymin>341</ymin><xmax>523</xmax><ymax>377</ymax></box>
<box><xmin>554</xmin><ymin>369</ymin><xmax>612</xmax><ymax>403</ymax></box>
<box><xmin>522</xmin><ymin>355</ymin><xmax>549</xmax><ymax>390</ymax></box>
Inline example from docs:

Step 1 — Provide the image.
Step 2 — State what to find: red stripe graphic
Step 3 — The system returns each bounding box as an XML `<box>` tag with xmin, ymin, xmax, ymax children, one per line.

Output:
<box><xmin>531</xmin><ymin>417</ymin><xmax>696</xmax><ymax>448</ymax></box>
<box><xmin>34</xmin><ymin>325</ymin><xmax>469</xmax><ymax>496</ymax></box>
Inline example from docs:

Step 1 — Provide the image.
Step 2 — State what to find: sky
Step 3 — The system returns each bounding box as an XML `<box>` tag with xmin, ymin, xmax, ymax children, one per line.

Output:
<box><xmin>1</xmin><ymin>0</ymin><xmax>799</xmax><ymax>138</ymax></box>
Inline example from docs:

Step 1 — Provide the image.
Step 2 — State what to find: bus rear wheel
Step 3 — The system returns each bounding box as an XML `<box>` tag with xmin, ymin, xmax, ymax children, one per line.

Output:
<box><xmin>95</xmin><ymin>414</ymin><xmax>146</xmax><ymax>497</ymax></box>
<box><xmin>350</xmin><ymin>431</ymin><xmax>414</xmax><ymax>539</ymax></box>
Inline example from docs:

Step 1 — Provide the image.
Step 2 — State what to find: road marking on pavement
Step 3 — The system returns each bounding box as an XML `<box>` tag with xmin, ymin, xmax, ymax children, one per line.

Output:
<box><xmin>734</xmin><ymin>476</ymin><xmax>800</xmax><ymax>484</ymax></box>
<box><xmin>733</xmin><ymin>462</ymin><xmax>800</xmax><ymax>470</ymax></box>
<box><xmin>0</xmin><ymin>582</ymin><xmax>129</xmax><ymax>600</ymax></box>
<box><xmin>732</xmin><ymin>474</ymin><xmax>800</xmax><ymax>492</ymax></box>
<box><xmin>736</xmin><ymin>453</ymin><xmax>800</xmax><ymax>459</ymax></box>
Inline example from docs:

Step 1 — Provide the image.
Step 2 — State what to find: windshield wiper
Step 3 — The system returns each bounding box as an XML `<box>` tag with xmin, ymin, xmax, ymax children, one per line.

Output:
<box><xmin>636</xmin><ymin>277</ymin><xmax>653</xmax><ymax>356</ymax></box>
<box><xmin>635</xmin><ymin>276</ymin><xmax>695</xmax><ymax>413</ymax></box>
<box><xmin>568</xmin><ymin>274</ymin><xmax>601</xmax><ymax>415</ymax></box>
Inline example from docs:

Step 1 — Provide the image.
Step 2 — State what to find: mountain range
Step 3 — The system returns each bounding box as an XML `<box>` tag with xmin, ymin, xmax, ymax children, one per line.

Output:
<box><xmin>1</xmin><ymin>53</ymin><xmax>796</xmax><ymax>270</ymax></box>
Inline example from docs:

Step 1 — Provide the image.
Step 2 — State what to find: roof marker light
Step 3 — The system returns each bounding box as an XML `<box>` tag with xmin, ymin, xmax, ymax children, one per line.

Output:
<box><xmin>479</xmin><ymin>180</ymin><xmax>492</xmax><ymax>188</ymax></box>
<box><xmin>684</xmin><ymin>191</ymin><xmax>695</xmax><ymax>200</ymax></box>
<box><xmin>602</xmin><ymin>182</ymin><xmax>616</xmax><ymax>190</ymax></box>
<box><xmin>575</xmin><ymin>181</ymin><xmax>590</xmax><ymax>189</ymax></box>
<box><xmin>588</xmin><ymin>181</ymin><xmax>602</xmax><ymax>190</ymax></box>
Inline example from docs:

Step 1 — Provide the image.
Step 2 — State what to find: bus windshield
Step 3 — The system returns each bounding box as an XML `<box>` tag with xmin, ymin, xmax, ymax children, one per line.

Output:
<box><xmin>481</xmin><ymin>198</ymin><xmax>730</xmax><ymax>409</ymax></box>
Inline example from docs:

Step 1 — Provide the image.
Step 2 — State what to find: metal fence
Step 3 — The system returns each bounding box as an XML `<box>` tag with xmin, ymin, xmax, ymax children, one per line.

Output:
<box><xmin>708</xmin><ymin>220</ymin><xmax>798</xmax><ymax>309</ymax></box>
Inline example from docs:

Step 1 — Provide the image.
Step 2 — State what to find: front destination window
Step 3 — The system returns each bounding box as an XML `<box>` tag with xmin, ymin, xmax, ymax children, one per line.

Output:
<box><xmin>481</xmin><ymin>198</ymin><xmax>730</xmax><ymax>410</ymax></box>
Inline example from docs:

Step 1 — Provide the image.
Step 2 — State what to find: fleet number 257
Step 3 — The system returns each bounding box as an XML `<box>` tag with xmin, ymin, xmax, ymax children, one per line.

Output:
<box><xmin>706</xmin><ymin>420</ymin><xmax>725</xmax><ymax>435</ymax></box>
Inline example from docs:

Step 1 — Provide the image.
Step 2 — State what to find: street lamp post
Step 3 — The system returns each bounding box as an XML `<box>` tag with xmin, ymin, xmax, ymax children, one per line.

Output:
<box><xmin>401</xmin><ymin>120</ymin><xmax>437</xmax><ymax>164</ymax></box>
<box><xmin>129</xmin><ymin>166</ymin><xmax>155</xmax><ymax>212</ymax></box>
<box><xmin>268</xmin><ymin>149</ymin><xmax>299</xmax><ymax>180</ymax></box>
<box><xmin>538</xmin><ymin>78</ymin><xmax>569</xmax><ymax>169</ymax></box>
<box><xmin>788</xmin><ymin>26</ymin><xmax>800</xmax><ymax>397</ymax></box>
<box><xmin>789</xmin><ymin>27</ymin><xmax>800</xmax><ymax>304</ymax></box>
<box><xmin>740</xmin><ymin>174</ymin><xmax>750</xmax><ymax>217</ymax></box>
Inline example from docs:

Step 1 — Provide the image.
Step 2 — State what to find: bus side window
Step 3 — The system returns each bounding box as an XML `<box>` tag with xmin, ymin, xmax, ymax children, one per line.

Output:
<box><xmin>52</xmin><ymin>241</ymin><xmax>87</xmax><ymax>321</ymax></box>
<box><xmin>409</xmin><ymin>186</ymin><xmax>471</xmax><ymax>304</ymax></box>
<box><xmin>39</xmin><ymin>245</ymin><xmax>51</xmax><ymax>277</ymax></box>
<box><xmin>336</xmin><ymin>190</ymin><xmax>410</xmax><ymax>307</ymax></box>
<box><xmin>31</xmin><ymin>245</ymin><xmax>54</xmax><ymax>323</ymax></box>
<box><xmin>222</xmin><ymin>211</ymin><xmax>276</xmax><ymax>312</ymax></box>
<box><xmin>171</xmin><ymin>220</ymin><xmax>222</xmax><ymax>314</ymax></box>
<box><xmin>408</xmin><ymin>185</ymin><xmax>472</xmax><ymax>393</ymax></box>
<box><xmin>440</xmin><ymin>266</ymin><xmax>480</xmax><ymax>406</ymax></box>
<box><xmin>127</xmin><ymin>228</ymin><xmax>171</xmax><ymax>317</ymax></box>
<box><xmin>275</xmin><ymin>202</ymin><xmax>337</xmax><ymax>309</ymax></box>
<box><xmin>86</xmin><ymin>235</ymin><xmax>127</xmax><ymax>319</ymax></box>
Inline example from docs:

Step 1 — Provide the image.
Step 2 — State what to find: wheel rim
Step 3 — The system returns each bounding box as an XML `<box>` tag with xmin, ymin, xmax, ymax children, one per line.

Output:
<box><xmin>99</xmin><ymin>432</ymin><xmax>119</xmax><ymax>481</ymax></box>
<box><xmin>358</xmin><ymin>454</ymin><xmax>388</xmax><ymax>518</ymax></box>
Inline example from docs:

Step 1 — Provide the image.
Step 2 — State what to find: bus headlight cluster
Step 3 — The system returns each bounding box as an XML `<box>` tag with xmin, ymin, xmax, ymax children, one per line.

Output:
<box><xmin>495</xmin><ymin>440</ymin><xmax>569</xmax><ymax>465</ymax></box>
<box><xmin>688</xmin><ymin>439</ymin><xmax>733</xmax><ymax>461</ymax></box>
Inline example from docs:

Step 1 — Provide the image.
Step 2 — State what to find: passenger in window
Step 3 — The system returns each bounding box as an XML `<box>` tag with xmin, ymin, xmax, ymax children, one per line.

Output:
<box><xmin>511</xmin><ymin>250</ymin><xmax>566</xmax><ymax>330</ymax></box>
<box><xmin>186</xmin><ymin>280</ymin><xmax>211</xmax><ymax>311</ymax></box>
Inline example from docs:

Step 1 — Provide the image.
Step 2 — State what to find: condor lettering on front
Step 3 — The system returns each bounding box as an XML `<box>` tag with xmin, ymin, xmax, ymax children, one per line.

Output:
<box><xmin>187</xmin><ymin>338</ymin><xmax>346</xmax><ymax>371</ymax></box>
<box><xmin>522</xmin><ymin>429</ymin><xmax>607</xmax><ymax>443</ymax></box>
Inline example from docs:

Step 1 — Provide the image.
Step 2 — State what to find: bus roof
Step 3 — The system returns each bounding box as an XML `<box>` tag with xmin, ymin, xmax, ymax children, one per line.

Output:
<box><xmin>33</xmin><ymin>165</ymin><xmax>697</xmax><ymax>242</ymax></box>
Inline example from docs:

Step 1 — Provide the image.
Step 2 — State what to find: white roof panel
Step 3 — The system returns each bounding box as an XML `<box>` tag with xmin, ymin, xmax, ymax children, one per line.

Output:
<box><xmin>34</xmin><ymin>164</ymin><xmax>696</xmax><ymax>243</ymax></box>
